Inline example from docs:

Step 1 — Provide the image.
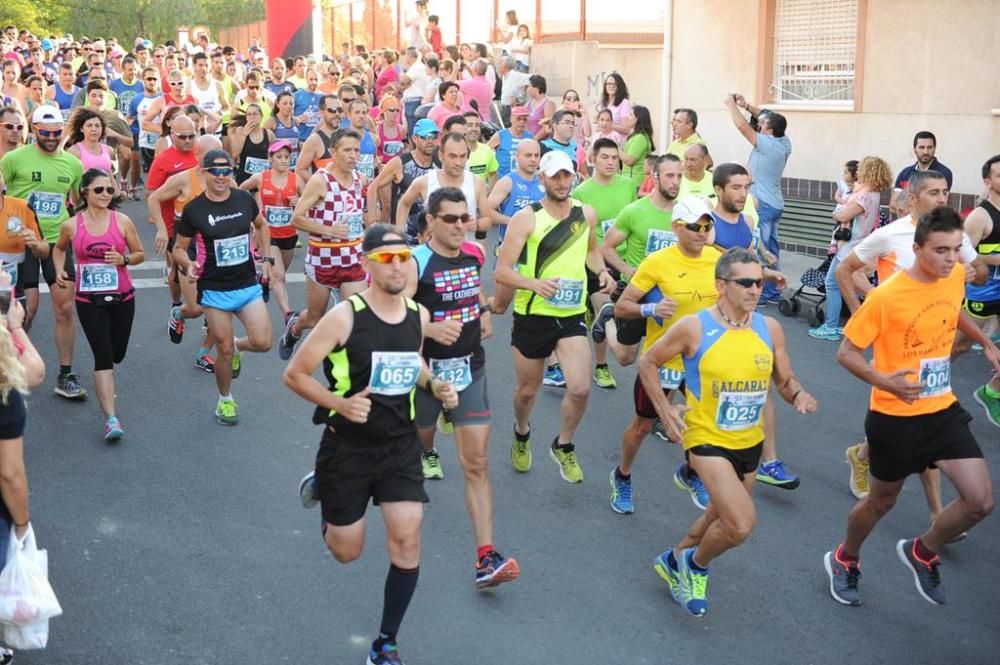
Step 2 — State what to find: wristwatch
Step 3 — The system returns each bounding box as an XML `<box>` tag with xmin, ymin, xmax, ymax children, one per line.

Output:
<box><xmin>262</xmin><ymin>257</ymin><xmax>276</xmax><ymax>265</ymax></box>
<box><xmin>123</xmin><ymin>255</ymin><xmax>130</xmax><ymax>266</ymax></box>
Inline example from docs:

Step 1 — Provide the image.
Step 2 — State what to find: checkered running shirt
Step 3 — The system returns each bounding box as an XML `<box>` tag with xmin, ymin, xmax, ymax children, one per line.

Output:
<box><xmin>306</xmin><ymin>170</ymin><xmax>365</xmax><ymax>268</ymax></box>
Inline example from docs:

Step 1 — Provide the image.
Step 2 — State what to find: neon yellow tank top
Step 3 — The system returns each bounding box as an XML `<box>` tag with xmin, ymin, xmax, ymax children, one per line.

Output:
<box><xmin>681</xmin><ymin>309</ymin><xmax>774</xmax><ymax>451</ymax></box>
<box><xmin>513</xmin><ymin>201</ymin><xmax>590</xmax><ymax>317</ymax></box>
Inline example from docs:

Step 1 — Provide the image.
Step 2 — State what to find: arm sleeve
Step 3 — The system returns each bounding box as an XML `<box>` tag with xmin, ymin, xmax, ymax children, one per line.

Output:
<box><xmin>960</xmin><ymin>233</ymin><xmax>978</xmax><ymax>263</ymax></box>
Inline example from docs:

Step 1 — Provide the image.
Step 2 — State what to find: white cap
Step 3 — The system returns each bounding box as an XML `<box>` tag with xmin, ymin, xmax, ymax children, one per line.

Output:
<box><xmin>538</xmin><ymin>150</ymin><xmax>575</xmax><ymax>177</ymax></box>
<box><xmin>31</xmin><ymin>105</ymin><xmax>64</xmax><ymax>125</ymax></box>
<box><xmin>672</xmin><ymin>196</ymin><xmax>714</xmax><ymax>224</ymax></box>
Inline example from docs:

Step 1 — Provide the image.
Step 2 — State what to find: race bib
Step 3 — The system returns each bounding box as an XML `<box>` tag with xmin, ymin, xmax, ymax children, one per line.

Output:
<box><xmin>214</xmin><ymin>234</ymin><xmax>251</xmax><ymax>267</ymax></box>
<box><xmin>31</xmin><ymin>192</ymin><xmax>64</xmax><ymax>219</ymax></box>
<box><xmin>430</xmin><ymin>355</ymin><xmax>472</xmax><ymax>392</ymax></box>
<box><xmin>60</xmin><ymin>108</ymin><xmax>72</xmax><ymax>122</ymax></box>
<box><xmin>645</xmin><ymin>229</ymin><xmax>677</xmax><ymax>255</ymax></box>
<box><xmin>546</xmin><ymin>278</ymin><xmax>584</xmax><ymax>309</ymax></box>
<box><xmin>266</xmin><ymin>206</ymin><xmax>293</xmax><ymax>228</ymax></box>
<box><xmin>658</xmin><ymin>367</ymin><xmax>684</xmax><ymax>390</ymax></box>
<box><xmin>244</xmin><ymin>156</ymin><xmax>269</xmax><ymax>174</ymax></box>
<box><xmin>357</xmin><ymin>153</ymin><xmax>375</xmax><ymax>178</ymax></box>
<box><xmin>139</xmin><ymin>131</ymin><xmax>159</xmax><ymax>149</ymax></box>
<box><xmin>715</xmin><ymin>390</ymin><xmax>767</xmax><ymax>431</ymax></box>
<box><xmin>370</xmin><ymin>351</ymin><xmax>422</xmax><ymax>396</ymax></box>
<box><xmin>78</xmin><ymin>263</ymin><xmax>119</xmax><ymax>293</ymax></box>
<box><xmin>343</xmin><ymin>211</ymin><xmax>364</xmax><ymax>241</ymax></box>
<box><xmin>601</xmin><ymin>219</ymin><xmax>614</xmax><ymax>237</ymax></box>
<box><xmin>2</xmin><ymin>262</ymin><xmax>17</xmax><ymax>285</ymax></box>
<box><xmin>383</xmin><ymin>140</ymin><xmax>404</xmax><ymax>157</ymax></box>
<box><xmin>918</xmin><ymin>357</ymin><xmax>951</xmax><ymax>398</ymax></box>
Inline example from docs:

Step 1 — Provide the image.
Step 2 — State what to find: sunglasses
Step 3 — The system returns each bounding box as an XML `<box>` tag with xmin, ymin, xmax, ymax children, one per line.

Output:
<box><xmin>682</xmin><ymin>221</ymin><xmax>714</xmax><ymax>233</ymax></box>
<box><xmin>145</xmin><ymin>77</ymin><xmax>159</xmax><ymax>81</ymax></box>
<box><xmin>205</xmin><ymin>166</ymin><xmax>234</xmax><ymax>177</ymax></box>
<box><xmin>88</xmin><ymin>186</ymin><xmax>114</xmax><ymax>195</ymax></box>
<box><xmin>722</xmin><ymin>278</ymin><xmax>763</xmax><ymax>288</ymax></box>
<box><xmin>37</xmin><ymin>128</ymin><xmax>62</xmax><ymax>138</ymax></box>
<box><xmin>1</xmin><ymin>123</ymin><xmax>23</xmax><ymax>131</ymax></box>
<box><xmin>326</xmin><ymin>107</ymin><xmax>343</xmax><ymax>113</ymax></box>
<box><xmin>384</xmin><ymin>107</ymin><xmax>399</xmax><ymax>112</ymax></box>
<box><xmin>174</xmin><ymin>133</ymin><xmax>197</xmax><ymax>140</ymax></box>
<box><xmin>169</xmin><ymin>81</ymin><xmax>183</xmax><ymax>86</ymax></box>
<box><xmin>247</xmin><ymin>85</ymin><xmax>261</xmax><ymax>90</ymax></box>
<box><xmin>437</xmin><ymin>213</ymin><xmax>471</xmax><ymax>225</ymax></box>
<box><xmin>366</xmin><ymin>249</ymin><xmax>412</xmax><ymax>264</ymax></box>
<box><xmin>418</xmin><ymin>132</ymin><xmax>440</xmax><ymax>140</ymax></box>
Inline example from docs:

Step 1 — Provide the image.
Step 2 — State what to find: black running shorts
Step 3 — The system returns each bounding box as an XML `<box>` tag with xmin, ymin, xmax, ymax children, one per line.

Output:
<box><xmin>687</xmin><ymin>442</ymin><xmax>764</xmax><ymax>481</ymax></box>
<box><xmin>511</xmin><ymin>313</ymin><xmax>587</xmax><ymax>359</ymax></box>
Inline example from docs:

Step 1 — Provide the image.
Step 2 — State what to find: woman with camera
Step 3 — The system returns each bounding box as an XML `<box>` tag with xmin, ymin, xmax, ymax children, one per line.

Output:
<box><xmin>808</xmin><ymin>155</ymin><xmax>892</xmax><ymax>341</ymax></box>
<box><xmin>52</xmin><ymin>168</ymin><xmax>145</xmax><ymax>440</ymax></box>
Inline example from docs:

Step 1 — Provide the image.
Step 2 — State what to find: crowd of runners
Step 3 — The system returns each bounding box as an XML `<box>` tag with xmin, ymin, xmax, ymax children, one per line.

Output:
<box><xmin>0</xmin><ymin>10</ymin><xmax>998</xmax><ymax>664</ymax></box>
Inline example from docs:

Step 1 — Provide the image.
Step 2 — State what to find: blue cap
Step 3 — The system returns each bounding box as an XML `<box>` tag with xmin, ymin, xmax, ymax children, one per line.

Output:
<box><xmin>413</xmin><ymin>118</ymin><xmax>439</xmax><ymax>138</ymax></box>
<box><xmin>40</xmin><ymin>39</ymin><xmax>54</xmax><ymax>51</ymax></box>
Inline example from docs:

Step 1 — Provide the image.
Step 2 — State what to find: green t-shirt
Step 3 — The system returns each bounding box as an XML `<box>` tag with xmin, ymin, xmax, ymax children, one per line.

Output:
<box><xmin>572</xmin><ymin>175</ymin><xmax>637</xmax><ymax>258</ymax></box>
<box><xmin>468</xmin><ymin>142</ymin><xmax>499</xmax><ymax>181</ymax></box>
<box><xmin>612</xmin><ymin>196</ymin><xmax>675</xmax><ymax>268</ymax></box>
<box><xmin>0</xmin><ymin>146</ymin><xmax>83</xmax><ymax>242</ymax></box>
<box><xmin>622</xmin><ymin>133</ymin><xmax>651</xmax><ymax>190</ymax></box>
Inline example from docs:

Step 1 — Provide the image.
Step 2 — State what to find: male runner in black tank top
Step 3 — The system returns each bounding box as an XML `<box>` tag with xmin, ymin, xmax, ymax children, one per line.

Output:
<box><xmin>294</xmin><ymin>94</ymin><xmax>343</xmax><ymax>183</ymax></box>
<box><xmin>284</xmin><ymin>224</ymin><xmax>458</xmax><ymax>665</ymax></box>
<box><xmin>365</xmin><ymin>118</ymin><xmax>438</xmax><ymax>242</ymax></box>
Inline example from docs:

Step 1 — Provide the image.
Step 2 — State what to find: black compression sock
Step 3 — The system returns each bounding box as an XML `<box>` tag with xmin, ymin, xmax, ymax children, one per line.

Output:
<box><xmin>378</xmin><ymin>564</ymin><xmax>419</xmax><ymax>645</ymax></box>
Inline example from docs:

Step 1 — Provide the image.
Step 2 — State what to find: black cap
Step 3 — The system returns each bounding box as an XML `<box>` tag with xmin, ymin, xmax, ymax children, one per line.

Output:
<box><xmin>202</xmin><ymin>148</ymin><xmax>232</xmax><ymax>168</ymax></box>
<box><xmin>362</xmin><ymin>223</ymin><xmax>407</xmax><ymax>252</ymax></box>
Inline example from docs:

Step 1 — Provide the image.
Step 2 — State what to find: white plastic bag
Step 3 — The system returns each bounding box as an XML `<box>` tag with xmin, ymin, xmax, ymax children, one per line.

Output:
<box><xmin>2</xmin><ymin>616</ymin><xmax>49</xmax><ymax>649</ymax></box>
<box><xmin>0</xmin><ymin>526</ymin><xmax>61</xmax><ymax>626</ymax></box>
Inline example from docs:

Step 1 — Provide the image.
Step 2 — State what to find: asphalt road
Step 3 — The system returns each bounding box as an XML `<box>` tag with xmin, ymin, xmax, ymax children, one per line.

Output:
<box><xmin>15</xmin><ymin>199</ymin><xmax>1000</xmax><ymax>664</ymax></box>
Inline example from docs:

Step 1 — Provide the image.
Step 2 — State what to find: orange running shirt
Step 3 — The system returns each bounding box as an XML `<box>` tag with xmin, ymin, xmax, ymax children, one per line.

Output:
<box><xmin>0</xmin><ymin>196</ymin><xmax>42</xmax><ymax>264</ymax></box>
<box><xmin>843</xmin><ymin>264</ymin><xmax>964</xmax><ymax>416</ymax></box>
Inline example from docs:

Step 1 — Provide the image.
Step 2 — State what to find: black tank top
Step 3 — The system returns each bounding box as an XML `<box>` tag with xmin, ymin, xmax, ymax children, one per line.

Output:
<box><xmin>976</xmin><ymin>199</ymin><xmax>1000</xmax><ymax>247</ymax></box>
<box><xmin>396</xmin><ymin>152</ymin><xmax>433</xmax><ymax>241</ymax></box>
<box><xmin>237</xmin><ymin>131</ymin><xmax>270</xmax><ymax>184</ymax></box>
<box><xmin>411</xmin><ymin>242</ymin><xmax>486</xmax><ymax>370</ymax></box>
<box><xmin>315</xmin><ymin>294</ymin><xmax>423</xmax><ymax>440</ymax></box>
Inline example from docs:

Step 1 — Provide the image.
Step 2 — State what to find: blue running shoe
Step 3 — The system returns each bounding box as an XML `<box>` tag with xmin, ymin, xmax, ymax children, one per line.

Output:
<box><xmin>673</xmin><ymin>463</ymin><xmax>709</xmax><ymax>510</ymax></box>
<box><xmin>104</xmin><ymin>416</ymin><xmax>124</xmax><ymax>442</ymax></box>
<box><xmin>542</xmin><ymin>363</ymin><xmax>566</xmax><ymax>387</ymax></box>
<box><xmin>609</xmin><ymin>468</ymin><xmax>634</xmax><ymax>514</ymax></box>
<box><xmin>367</xmin><ymin>641</ymin><xmax>405</xmax><ymax>665</ymax></box>
<box><xmin>653</xmin><ymin>549</ymin><xmax>684</xmax><ymax>607</ymax></box>
<box><xmin>756</xmin><ymin>459</ymin><xmax>801</xmax><ymax>489</ymax></box>
<box><xmin>675</xmin><ymin>547</ymin><xmax>709</xmax><ymax>617</ymax></box>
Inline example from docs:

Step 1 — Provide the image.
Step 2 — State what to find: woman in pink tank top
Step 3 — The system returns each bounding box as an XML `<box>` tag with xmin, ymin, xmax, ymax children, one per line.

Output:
<box><xmin>66</xmin><ymin>109</ymin><xmax>115</xmax><ymax>185</ymax></box>
<box><xmin>525</xmin><ymin>74</ymin><xmax>556</xmax><ymax>138</ymax></box>
<box><xmin>51</xmin><ymin>169</ymin><xmax>146</xmax><ymax>442</ymax></box>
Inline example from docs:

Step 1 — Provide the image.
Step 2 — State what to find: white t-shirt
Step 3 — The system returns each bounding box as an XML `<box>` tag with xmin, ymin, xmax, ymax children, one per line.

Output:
<box><xmin>500</xmin><ymin>70</ymin><xmax>530</xmax><ymax>106</ymax></box>
<box><xmin>402</xmin><ymin>61</ymin><xmax>429</xmax><ymax>101</ymax></box>
<box><xmin>853</xmin><ymin>214</ymin><xmax>978</xmax><ymax>282</ymax></box>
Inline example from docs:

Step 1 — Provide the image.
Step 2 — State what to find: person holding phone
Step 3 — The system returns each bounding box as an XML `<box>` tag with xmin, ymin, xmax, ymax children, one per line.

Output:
<box><xmin>53</xmin><ymin>168</ymin><xmax>145</xmax><ymax>441</ymax></box>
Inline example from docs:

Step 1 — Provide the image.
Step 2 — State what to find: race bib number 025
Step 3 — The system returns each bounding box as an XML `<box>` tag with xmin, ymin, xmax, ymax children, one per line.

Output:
<box><xmin>715</xmin><ymin>390</ymin><xmax>767</xmax><ymax>431</ymax></box>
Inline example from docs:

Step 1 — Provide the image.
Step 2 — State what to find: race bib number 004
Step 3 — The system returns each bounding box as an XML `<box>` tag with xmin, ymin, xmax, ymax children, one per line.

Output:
<box><xmin>370</xmin><ymin>351</ymin><xmax>422</xmax><ymax>396</ymax></box>
<box><xmin>716</xmin><ymin>390</ymin><xmax>767</xmax><ymax>431</ymax></box>
<box><xmin>546</xmin><ymin>278</ymin><xmax>584</xmax><ymax>309</ymax></box>
<box><xmin>918</xmin><ymin>357</ymin><xmax>951</xmax><ymax>398</ymax></box>
<box><xmin>430</xmin><ymin>355</ymin><xmax>472</xmax><ymax>392</ymax></box>
<box><xmin>78</xmin><ymin>264</ymin><xmax>119</xmax><ymax>293</ymax></box>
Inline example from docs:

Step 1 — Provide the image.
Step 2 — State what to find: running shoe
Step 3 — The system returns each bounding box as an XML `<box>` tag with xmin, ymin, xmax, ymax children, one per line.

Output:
<box><xmin>0</xmin><ymin>645</ymin><xmax>13</xmax><ymax>665</ymax></box>
<box><xmin>823</xmin><ymin>546</ymin><xmax>862</xmax><ymax>606</ymax></box>
<box><xmin>194</xmin><ymin>355</ymin><xmax>216</xmax><ymax>373</ymax></box>
<box><xmin>549</xmin><ymin>440</ymin><xmax>583</xmax><ymax>483</ymax></box>
<box><xmin>278</xmin><ymin>313</ymin><xmax>300</xmax><ymax>361</ymax></box>
<box><xmin>653</xmin><ymin>549</ymin><xmax>683</xmax><ymax>606</ymax></box>
<box><xmin>756</xmin><ymin>459</ymin><xmax>800</xmax><ymax>489</ymax></box>
<box><xmin>299</xmin><ymin>470</ymin><xmax>319</xmax><ymax>509</ymax></box>
<box><xmin>972</xmin><ymin>385</ymin><xmax>1000</xmax><ymax>428</ymax></box>
<box><xmin>104</xmin><ymin>416</ymin><xmax>124</xmax><ymax>442</ymax></box>
<box><xmin>437</xmin><ymin>410</ymin><xmax>454</xmax><ymax>435</ymax></box>
<box><xmin>675</xmin><ymin>547</ymin><xmax>709</xmax><ymax>617</ymax></box>
<box><xmin>593</xmin><ymin>364</ymin><xmax>617</xmax><ymax>389</ymax></box>
<box><xmin>215</xmin><ymin>399</ymin><xmax>239</xmax><ymax>426</ymax></box>
<box><xmin>510</xmin><ymin>429</ymin><xmax>532</xmax><ymax>472</ymax></box>
<box><xmin>231</xmin><ymin>351</ymin><xmax>243</xmax><ymax>379</ymax></box>
<box><xmin>896</xmin><ymin>538</ymin><xmax>946</xmax><ymax>605</ymax></box>
<box><xmin>283</xmin><ymin>310</ymin><xmax>294</xmax><ymax>327</ymax></box>
<box><xmin>673</xmin><ymin>463</ymin><xmax>709</xmax><ymax>510</ymax></box>
<box><xmin>609</xmin><ymin>467</ymin><xmax>634</xmax><ymax>514</ymax></box>
<box><xmin>845</xmin><ymin>443</ymin><xmax>869</xmax><ymax>499</ymax></box>
<box><xmin>54</xmin><ymin>372</ymin><xmax>88</xmax><ymax>400</ymax></box>
<box><xmin>807</xmin><ymin>322</ymin><xmax>843</xmax><ymax>341</ymax></box>
<box><xmin>542</xmin><ymin>363</ymin><xmax>566</xmax><ymax>387</ymax></box>
<box><xmin>651</xmin><ymin>418</ymin><xmax>672</xmax><ymax>442</ymax></box>
<box><xmin>591</xmin><ymin>302</ymin><xmax>615</xmax><ymax>343</ymax></box>
<box><xmin>367</xmin><ymin>641</ymin><xmax>405</xmax><ymax>665</ymax></box>
<box><xmin>476</xmin><ymin>549</ymin><xmax>520</xmax><ymax>589</ymax></box>
<box><xmin>421</xmin><ymin>449</ymin><xmax>444</xmax><ymax>480</ymax></box>
<box><xmin>168</xmin><ymin>306</ymin><xmax>184</xmax><ymax>344</ymax></box>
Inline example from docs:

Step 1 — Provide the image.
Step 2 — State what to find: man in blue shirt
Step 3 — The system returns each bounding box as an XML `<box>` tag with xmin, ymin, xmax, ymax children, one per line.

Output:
<box><xmin>894</xmin><ymin>130</ymin><xmax>953</xmax><ymax>190</ymax></box>
<box><xmin>293</xmin><ymin>68</ymin><xmax>323</xmax><ymax>142</ymax></box>
<box><xmin>727</xmin><ymin>93</ymin><xmax>791</xmax><ymax>304</ymax></box>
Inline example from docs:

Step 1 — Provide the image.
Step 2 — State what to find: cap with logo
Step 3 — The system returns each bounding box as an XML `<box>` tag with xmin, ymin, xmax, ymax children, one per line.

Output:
<box><xmin>672</xmin><ymin>196</ymin><xmax>714</xmax><ymax>225</ymax></box>
<box><xmin>412</xmin><ymin>118</ymin><xmax>439</xmax><ymax>138</ymax></box>
<box><xmin>538</xmin><ymin>150</ymin><xmax>575</xmax><ymax>177</ymax></box>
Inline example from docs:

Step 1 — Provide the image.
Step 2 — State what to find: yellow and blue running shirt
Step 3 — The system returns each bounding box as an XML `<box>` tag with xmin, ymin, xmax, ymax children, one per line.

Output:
<box><xmin>681</xmin><ymin>309</ymin><xmax>773</xmax><ymax>450</ymax></box>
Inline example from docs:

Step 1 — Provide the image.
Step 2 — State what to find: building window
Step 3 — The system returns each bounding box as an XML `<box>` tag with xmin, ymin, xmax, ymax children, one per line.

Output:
<box><xmin>773</xmin><ymin>0</ymin><xmax>858</xmax><ymax>106</ymax></box>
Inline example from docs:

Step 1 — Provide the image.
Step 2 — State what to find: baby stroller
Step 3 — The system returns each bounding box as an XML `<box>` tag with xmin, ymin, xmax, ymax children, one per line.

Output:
<box><xmin>778</xmin><ymin>254</ymin><xmax>831</xmax><ymax>327</ymax></box>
